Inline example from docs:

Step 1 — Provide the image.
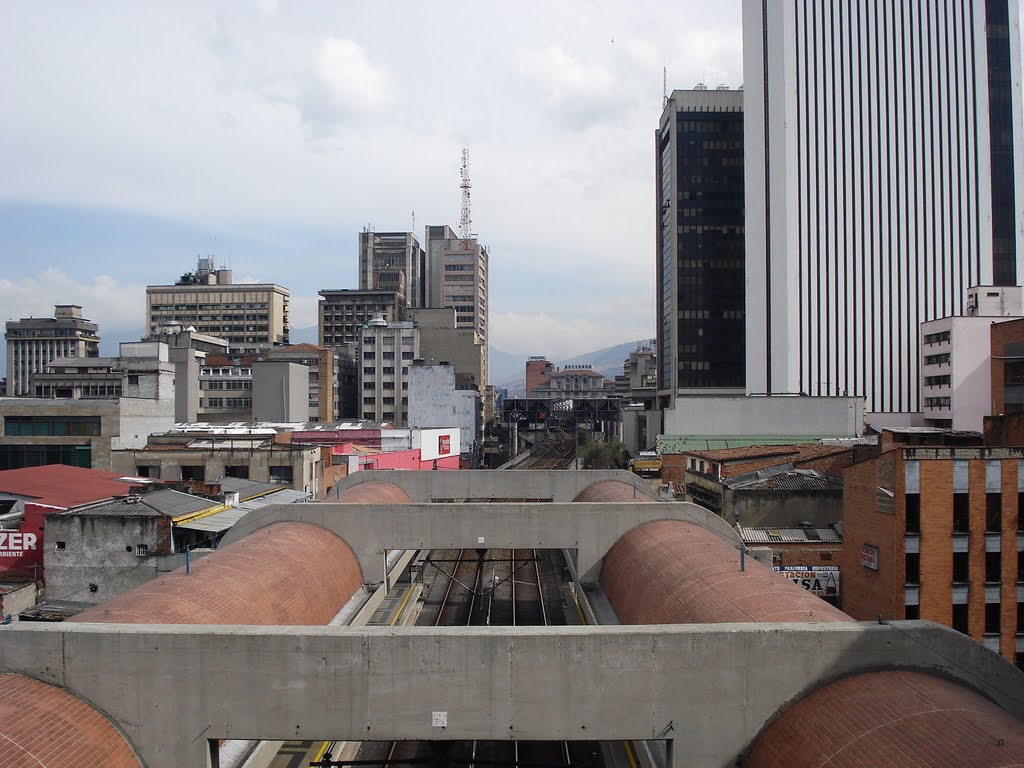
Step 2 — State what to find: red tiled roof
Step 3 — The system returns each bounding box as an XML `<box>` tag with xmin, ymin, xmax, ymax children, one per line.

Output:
<box><xmin>0</xmin><ymin>465</ymin><xmax>149</xmax><ymax>509</ymax></box>
<box><xmin>0</xmin><ymin>673</ymin><xmax>141</xmax><ymax>767</ymax></box>
<box><xmin>746</xmin><ymin>670</ymin><xmax>1024</xmax><ymax>767</ymax></box>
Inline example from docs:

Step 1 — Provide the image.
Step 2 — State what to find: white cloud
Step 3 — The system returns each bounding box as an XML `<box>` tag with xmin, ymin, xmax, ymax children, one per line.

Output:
<box><xmin>0</xmin><ymin>269</ymin><xmax>145</xmax><ymax>364</ymax></box>
<box><xmin>290</xmin><ymin>295</ymin><xmax>319</xmax><ymax>329</ymax></box>
<box><xmin>514</xmin><ymin>45</ymin><xmax>620</xmax><ymax>129</ymax></box>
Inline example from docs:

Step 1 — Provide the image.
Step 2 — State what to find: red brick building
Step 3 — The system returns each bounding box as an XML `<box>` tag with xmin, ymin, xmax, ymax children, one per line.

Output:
<box><xmin>525</xmin><ymin>356</ymin><xmax>555</xmax><ymax>398</ymax></box>
<box><xmin>841</xmin><ymin>445</ymin><xmax>1024</xmax><ymax>668</ymax></box>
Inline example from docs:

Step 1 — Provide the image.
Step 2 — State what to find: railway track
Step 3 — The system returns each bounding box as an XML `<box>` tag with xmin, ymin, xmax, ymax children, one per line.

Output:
<box><xmin>340</xmin><ymin>547</ymin><xmax>597</xmax><ymax>768</ymax></box>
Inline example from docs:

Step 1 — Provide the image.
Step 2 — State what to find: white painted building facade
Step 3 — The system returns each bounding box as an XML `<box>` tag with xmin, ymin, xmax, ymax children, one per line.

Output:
<box><xmin>743</xmin><ymin>0</ymin><xmax>1024</xmax><ymax>412</ymax></box>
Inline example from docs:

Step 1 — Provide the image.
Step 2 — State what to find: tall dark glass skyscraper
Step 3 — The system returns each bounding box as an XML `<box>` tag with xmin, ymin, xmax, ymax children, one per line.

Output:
<box><xmin>744</xmin><ymin>0</ymin><xmax>1024</xmax><ymax>413</ymax></box>
<box><xmin>656</xmin><ymin>87</ymin><xmax>746</xmax><ymax>407</ymax></box>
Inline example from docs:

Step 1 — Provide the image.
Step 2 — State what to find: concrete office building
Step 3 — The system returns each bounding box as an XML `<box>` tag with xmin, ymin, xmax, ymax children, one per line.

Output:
<box><xmin>743</xmin><ymin>0</ymin><xmax>1024</xmax><ymax>412</ymax></box>
<box><xmin>0</xmin><ymin>396</ymin><xmax>174</xmax><ymax>471</ymax></box>
<box><xmin>197</xmin><ymin>355</ymin><xmax>255</xmax><ymax>423</ymax></box>
<box><xmin>409</xmin><ymin>307</ymin><xmax>484</xmax><ymax>391</ymax></box>
<box><xmin>265</xmin><ymin>344</ymin><xmax>342</xmax><ymax>422</ymax></box>
<box><xmin>5</xmin><ymin>305</ymin><xmax>100</xmax><ymax>397</ymax></box>
<box><xmin>358</xmin><ymin>315</ymin><xmax>419</xmax><ymax>425</ymax></box>
<box><xmin>251</xmin><ymin>361</ymin><xmax>308</xmax><ymax>422</ymax></box>
<box><xmin>920</xmin><ymin>286</ymin><xmax>1022</xmax><ymax>430</ymax></box>
<box><xmin>359</xmin><ymin>231</ymin><xmax>423</xmax><ymax>309</ymax></box>
<box><xmin>146</xmin><ymin>257</ymin><xmax>290</xmax><ymax>348</ymax></box>
<box><xmin>656</xmin><ymin>87</ymin><xmax>746</xmax><ymax>406</ymax></box>
<box><xmin>30</xmin><ymin>342</ymin><xmax>175</xmax><ymax>412</ymax></box>
<box><xmin>143</xmin><ymin>325</ymin><xmax>230</xmax><ymax>423</ymax></box>
<box><xmin>425</xmin><ymin>225</ymin><xmax>489</xmax><ymax>388</ymax></box>
<box><xmin>318</xmin><ymin>288</ymin><xmax>406</xmax><ymax>349</ymax></box>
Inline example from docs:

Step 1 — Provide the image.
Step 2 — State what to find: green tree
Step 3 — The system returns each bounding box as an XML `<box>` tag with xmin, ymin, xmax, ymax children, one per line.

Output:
<box><xmin>577</xmin><ymin>437</ymin><xmax>630</xmax><ymax>470</ymax></box>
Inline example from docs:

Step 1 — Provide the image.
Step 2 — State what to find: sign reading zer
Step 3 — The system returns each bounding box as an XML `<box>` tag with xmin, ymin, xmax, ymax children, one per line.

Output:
<box><xmin>0</xmin><ymin>532</ymin><xmax>38</xmax><ymax>557</ymax></box>
<box><xmin>773</xmin><ymin>565</ymin><xmax>839</xmax><ymax>597</ymax></box>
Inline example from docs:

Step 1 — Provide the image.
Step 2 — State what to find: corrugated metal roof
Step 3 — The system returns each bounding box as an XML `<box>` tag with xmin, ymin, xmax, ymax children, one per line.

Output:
<box><xmin>657</xmin><ymin>435</ymin><xmax>845</xmax><ymax>454</ymax></box>
<box><xmin>218</xmin><ymin>478</ymin><xmax>279</xmax><ymax>499</ymax></box>
<box><xmin>141</xmin><ymin>489</ymin><xmax>216</xmax><ymax>516</ymax></box>
<box><xmin>175</xmin><ymin>489</ymin><xmax>309</xmax><ymax>532</ymax></box>
<box><xmin>726</xmin><ymin>468</ymin><xmax>843</xmax><ymax>492</ymax></box>
<box><xmin>64</xmin><ymin>488</ymin><xmax>215</xmax><ymax>518</ymax></box>
<box><xmin>739</xmin><ymin>524</ymin><xmax>843</xmax><ymax>544</ymax></box>
<box><xmin>62</xmin><ymin>497</ymin><xmax>166</xmax><ymax>518</ymax></box>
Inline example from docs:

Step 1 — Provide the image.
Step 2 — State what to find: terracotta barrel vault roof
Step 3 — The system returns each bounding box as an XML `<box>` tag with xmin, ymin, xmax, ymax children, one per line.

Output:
<box><xmin>745</xmin><ymin>669</ymin><xmax>1024</xmax><ymax>767</ymax></box>
<box><xmin>70</xmin><ymin>521</ymin><xmax>362</xmax><ymax>625</ymax></box>
<box><xmin>572</xmin><ymin>479</ymin><xmax>657</xmax><ymax>503</ymax></box>
<box><xmin>0</xmin><ymin>673</ymin><xmax>142</xmax><ymax>768</ymax></box>
<box><xmin>334</xmin><ymin>480</ymin><xmax>413</xmax><ymax>504</ymax></box>
<box><xmin>600</xmin><ymin>519</ymin><xmax>1024</xmax><ymax>765</ymax></box>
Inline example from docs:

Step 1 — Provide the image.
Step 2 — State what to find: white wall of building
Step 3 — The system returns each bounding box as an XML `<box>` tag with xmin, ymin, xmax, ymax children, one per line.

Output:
<box><xmin>663</xmin><ymin>395</ymin><xmax>863</xmax><ymax>437</ymax></box>
<box><xmin>408</xmin><ymin>364</ymin><xmax>475</xmax><ymax>453</ymax></box>
<box><xmin>743</xmin><ymin>0</ymin><xmax>1024</xmax><ymax>413</ymax></box>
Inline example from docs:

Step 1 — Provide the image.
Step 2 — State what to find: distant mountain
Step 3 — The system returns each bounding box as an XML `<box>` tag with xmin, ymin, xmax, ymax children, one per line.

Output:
<box><xmin>489</xmin><ymin>347</ymin><xmax>527</xmax><ymax>387</ymax></box>
<box><xmin>289</xmin><ymin>326</ymin><xmax>319</xmax><ymax>345</ymax></box>
<box><xmin>491</xmin><ymin>339</ymin><xmax>654</xmax><ymax>395</ymax></box>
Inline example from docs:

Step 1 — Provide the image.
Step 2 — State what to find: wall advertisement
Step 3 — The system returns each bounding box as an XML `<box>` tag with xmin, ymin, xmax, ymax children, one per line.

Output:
<box><xmin>773</xmin><ymin>565</ymin><xmax>840</xmax><ymax>597</ymax></box>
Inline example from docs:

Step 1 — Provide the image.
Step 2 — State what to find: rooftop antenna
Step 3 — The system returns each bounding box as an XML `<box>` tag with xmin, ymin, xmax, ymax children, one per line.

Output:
<box><xmin>459</xmin><ymin>147</ymin><xmax>472</xmax><ymax>239</ymax></box>
<box><xmin>662</xmin><ymin>66</ymin><xmax>668</xmax><ymax>109</ymax></box>
<box><xmin>411</xmin><ymin>209</ymin><xmax>415</xmax><ymax>233</ymax></box>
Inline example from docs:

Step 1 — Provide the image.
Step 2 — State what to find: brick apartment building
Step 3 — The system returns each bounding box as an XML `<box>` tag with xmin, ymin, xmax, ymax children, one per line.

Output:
<box><xmin>841</xmin><ymin>443</ymin><xmax>1023</xmax><ymax>669</ymax></box>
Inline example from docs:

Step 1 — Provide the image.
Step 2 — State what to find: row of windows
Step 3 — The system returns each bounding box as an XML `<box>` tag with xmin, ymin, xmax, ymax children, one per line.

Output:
<box><xmin>924</xmin><ymin>375</ymin><xmax>951</xmax><ymax>387</ymax></box>
<box><xmin>4</xmin><ymin>416</ymin><xmax>102</xmax><ymax>437</ymax></box>
<box><xmin>906</xmin><ymin>598</ymin><xmax>1024</xmax><ymax>636</ymax></box>
<box><xmin>905</xmin><ymin>492</ymin><xmax>1023</xmax><ymax>535</ymax></box>
<box><xmin>201</xmin><ymin>368</ymin><xmax>252</xmax><ymax>377</ymax></box>
<box><xmin>0</xmin><ymin>444</ymin><xmax>92</xmax><ymax>470</ymax></box>
<box><xmin>923</xmin><ymin>397</ymin><xmax>951</xmax><ymax>408</ymax></box>
<box><xmin>362</xmin><ymin>396</ymin><xmax>409</xmax><ymax>405</ymax></box>
<box><xmin>923</xmin><ymin>330</ymin><xmax>952</xmax><ymax>345</ymax></box>
<box><xmin>925</xmin><ymin>353</ymin><xmax>951</xmax><ymax>365</ymax></box>
<box><xmin>202</xmin><ymin>398</ymin><xmax>252</xmax><ymax>409</ymax></box>
<box><xmin>202</xmin><ymin>380</ymin><xmax>252</xmax><ymax>391</ymax></box>
<box><xmin>150</xmin><ymin>302</ymin><xmax>269</xmax><ymax>311</ymax></box>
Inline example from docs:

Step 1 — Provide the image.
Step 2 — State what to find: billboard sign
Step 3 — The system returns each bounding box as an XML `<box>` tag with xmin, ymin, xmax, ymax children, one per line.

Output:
<box><xmin>774</xmin><ymin>565</ymin><xmax>839</xmax><ymax>597</ymax></box>
<box><xmin>859</xmin><ymin>544</ymin><xmax>880</xmax><ymax>571</ymax></box>
<box><xmin>0</xmin><ymin>531</ymin><xmax>37</xmax><ymax>558</ymax></box>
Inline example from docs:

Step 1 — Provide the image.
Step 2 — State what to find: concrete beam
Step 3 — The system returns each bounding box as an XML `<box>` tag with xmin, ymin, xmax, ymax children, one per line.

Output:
<box><xmin>221</xmin><ymin>501</ymin><xmax>737</xmax><ymax>584</ymax></box>
<box><xmin>330</xmin><ymin>469</ymin><xmax>654</xmax><ymax>503</ymax></box>
<box><xmin>1</xmin><ymin>621</ymin><xmax>1020</xmax><ymax>768</ymax></box>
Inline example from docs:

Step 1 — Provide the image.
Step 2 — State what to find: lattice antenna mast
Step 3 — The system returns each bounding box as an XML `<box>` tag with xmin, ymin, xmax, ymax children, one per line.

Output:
<box><xmin>459</xmin><ymin>147</ymin><xmax>472</xmax><ymax>238</ymax></box>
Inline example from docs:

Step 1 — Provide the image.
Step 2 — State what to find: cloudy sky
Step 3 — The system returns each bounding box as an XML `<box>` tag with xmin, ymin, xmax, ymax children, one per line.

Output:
<box><xmin>3</xmin><ymin>3</ymin><xmax>1023</xmax><ymax>378</ymax></box>
<box><xmin>0</xmin><ymin>1</ymin><xmax>745</xmax><ymax>374</ymax></box>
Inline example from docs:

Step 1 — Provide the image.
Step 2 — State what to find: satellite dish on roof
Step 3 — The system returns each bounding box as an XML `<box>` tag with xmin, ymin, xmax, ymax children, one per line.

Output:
<box><xmin>185</xmin><ymin>326</ymin><xmax>197</xmax><ymax>332</ymax></box>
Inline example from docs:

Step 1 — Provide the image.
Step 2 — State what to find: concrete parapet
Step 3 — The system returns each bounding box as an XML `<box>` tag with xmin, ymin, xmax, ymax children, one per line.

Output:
<box><xmin>221</xmin><ymin>500</ymin><xmax>736</xmax><ymax>584</ymax></box>
<box><xmin>0</xmin><ymin>621</ymin><xmax>1020</xmax><ymax>768</ymax></box>
<box><xmin>331</xmin><ymin>469</ymin><xmax>655</xmax><ymax>502</ymax></box>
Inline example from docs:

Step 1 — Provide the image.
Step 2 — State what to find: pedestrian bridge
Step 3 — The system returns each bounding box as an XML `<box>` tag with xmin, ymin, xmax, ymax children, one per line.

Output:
<box><xmin>1</xmin><ymin>619</ymin><xmax>1018</xmax><ymax>768</ymax></box>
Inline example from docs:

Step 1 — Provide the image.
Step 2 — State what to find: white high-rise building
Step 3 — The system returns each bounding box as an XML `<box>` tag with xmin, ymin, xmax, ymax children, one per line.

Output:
<box><xmin>743</xmin><ymin>0</ymin><xmax>1024</xmax><ymax>412</ymax></box>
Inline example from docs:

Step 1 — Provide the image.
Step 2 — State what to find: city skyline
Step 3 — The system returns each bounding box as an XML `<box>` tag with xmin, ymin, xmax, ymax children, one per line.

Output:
<box><xmin>0</xmin><ymin>2</ymin><xmax>750</xmax><ymax>368</ymax></box>
<box><xmin>2</xmin><ymin>2</ymin><xmax>1024</xmax><ymax>379</ymax></box>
